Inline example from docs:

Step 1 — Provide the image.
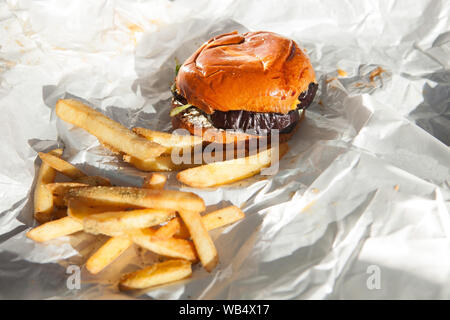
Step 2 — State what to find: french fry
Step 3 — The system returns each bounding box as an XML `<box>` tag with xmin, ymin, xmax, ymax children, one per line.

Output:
<box><xmin>123</xmin><ymin>154</ymin><xmax>197</xmax><ymax>172</ymax></box>
<box><xmin>155</xmin><ymin>205</ymin><xmax>245</xmax><ymax>239</ymax></box>
<box><xmin>83</xmin><ymin>208</ymin><xmax>176</xmax><ymax>237</ymax></box>
<box><xmin>56</xmin><ymin>99</ymin><xmax>166</xmax><ymax>160</ymax></box>
<box><xmin>86</xmin><ymin>237</ymin><xmax>133</xmax><ymax>274</ymax></box>
<box><xmin>75</xmin><ymin>175</ymin><xmax>111</xmax><ymax>186</ymax></box>
<box><xmin>39</xmin><ymin>150</ymin><xmax>110</xmax><ymax>186</ymax></box>
<box><xmin>120</xmin><ymin>259</ymin><xmax>192</xmax><ymax>290</ymax></box>
<box><xmin>142</xmin><ymin>173</ymin><xmax>166</xmax><ymax>190</ymax></box>
<box><xmin>177</xmin><ymin>143</ymin><xmax>289</xmax><ymax>188</ymax></box>
<box><xmin>132</xmin><ymin>127</ymin><xmax>203</xmax><ymax>153</ymax></box>
<box><xmin>38</xmin><ymin>151</ymin><xmax>86</xmax><ymax>179</ymax></box>
<box><xmin>154</xmin><ymin>218</ymin><xmax>182</xmax><ymax>239</ymax></box>
<box><xmin>26</xmin><ymin>216</ymin><xmax>83</xmax><ymax>242</ymax></box>
<box><xmin>201</xmin><ymin>205</ymin><xmax>245</xmax><ymax>232</ymax></box>
<box><xmin>65</xmin><ymin>186</ymin><xmax>205</xmax><ymax>212</ymax></box>
<box><xmin>178</xmin><ymin>210</ymin><xmax>218</xmax><ymax>272</ymax></box>
<box><xmin>46</xmin><ymin>182</ymin><xmax>88</xmax><ymax>191</ymax></box>
<box><xmin>67</xmin><ymin>199</ymin><xmax>136</xmax><ymax>274</ymax></box>
<box><xmin>33</xmin><ymin>148</ymin><xmax>63</xmax><ymax>223</ymax></box>
<box><xmin>129</xmin><ymin>229</ymin><xmax>197</xmax><ymax>261</ymax></box>
<box><xmin>98</xmin><ymin>140</ymin><xmax>122</xmax><ymax>155</ymax></box>
<box><xmin>46</xmin><ymin>182</ymin><xmax>89</xmax><ymax>207</ymax></box>
<box><xmin>67</xmin><ymin>198</ymin><xmax>132</xmax><ymax>222</ymax></box>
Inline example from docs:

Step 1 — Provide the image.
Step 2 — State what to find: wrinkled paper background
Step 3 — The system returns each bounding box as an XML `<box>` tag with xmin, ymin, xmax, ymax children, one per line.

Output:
<box><xmin>0</xmin><ymin>0</ymin><xmax>449</xmax><ymax>299</ymax></box>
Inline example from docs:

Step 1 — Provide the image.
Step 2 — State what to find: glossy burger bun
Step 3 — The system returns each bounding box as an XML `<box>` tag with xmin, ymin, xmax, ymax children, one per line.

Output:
<box><xmin>171</xmin><ymin>105</ymin><xmax>305</xmax><ymax>144</ymax></box>
<box><xmin>175</xmin><ymin>31</ymin><xmax>316</xmax><ymax>115</ymax></box>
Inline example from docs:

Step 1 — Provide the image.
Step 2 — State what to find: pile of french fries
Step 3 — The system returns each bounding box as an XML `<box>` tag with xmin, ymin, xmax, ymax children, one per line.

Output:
<box><xmin>55</xmin><ymin>99</ymin><xmax>288</xmax><ymax>188</ymax></box>
<box><xmin>26</xmin><ymin>98</ymin><xmax>289</xmax><ymax>290</ymax></box>
<box><xmin>28</xmin><ymin>149</ymin><xmax>245</xmax><ymax>289</ymax></box>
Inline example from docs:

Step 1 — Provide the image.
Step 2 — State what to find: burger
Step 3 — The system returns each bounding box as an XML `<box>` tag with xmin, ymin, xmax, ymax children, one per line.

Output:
<box><xmin>170</xmin><ymin>31</ymin><xmax>318</xmax><ymax>143</ymax></box>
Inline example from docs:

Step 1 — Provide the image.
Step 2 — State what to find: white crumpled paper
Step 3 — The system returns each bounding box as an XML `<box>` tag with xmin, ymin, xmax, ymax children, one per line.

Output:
<box><xmin>0</xmin><ymin>0</ymin><xmax>449</xmax><ymax>299</ymax></box>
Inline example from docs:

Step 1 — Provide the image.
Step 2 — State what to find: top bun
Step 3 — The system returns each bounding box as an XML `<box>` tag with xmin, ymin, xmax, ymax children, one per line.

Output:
<box><xmin>176</xmin><ymin>31</ymin><xmax>316</xmax><ymax>115</ymax></box>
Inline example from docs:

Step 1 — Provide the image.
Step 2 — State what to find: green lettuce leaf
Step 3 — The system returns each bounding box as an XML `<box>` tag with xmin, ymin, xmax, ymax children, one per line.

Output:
<box><xmin>170</xmin><ymin>104</ymin><xmax>192</xmax><ymax>117</ymax></box>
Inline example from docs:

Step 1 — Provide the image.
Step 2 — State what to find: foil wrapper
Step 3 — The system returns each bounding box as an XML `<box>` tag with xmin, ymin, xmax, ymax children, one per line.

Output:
<box><xmin>0</xmin><ymin>0</ymin><xmax>449</xmax><ymax>299</ymax></box>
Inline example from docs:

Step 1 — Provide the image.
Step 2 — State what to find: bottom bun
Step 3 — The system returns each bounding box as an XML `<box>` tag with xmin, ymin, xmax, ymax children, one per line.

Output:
<box><xmin>171</xmin><ymin>109</ymin><xmax>305</xmax><ymax>145</ymax></box>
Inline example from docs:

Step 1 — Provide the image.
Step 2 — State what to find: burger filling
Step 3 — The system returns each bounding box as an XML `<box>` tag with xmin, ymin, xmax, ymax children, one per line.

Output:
<box><xmin>171</xmin><ymin>82</ymin><xmax>318</xmax><ymax>134</ymax></box>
